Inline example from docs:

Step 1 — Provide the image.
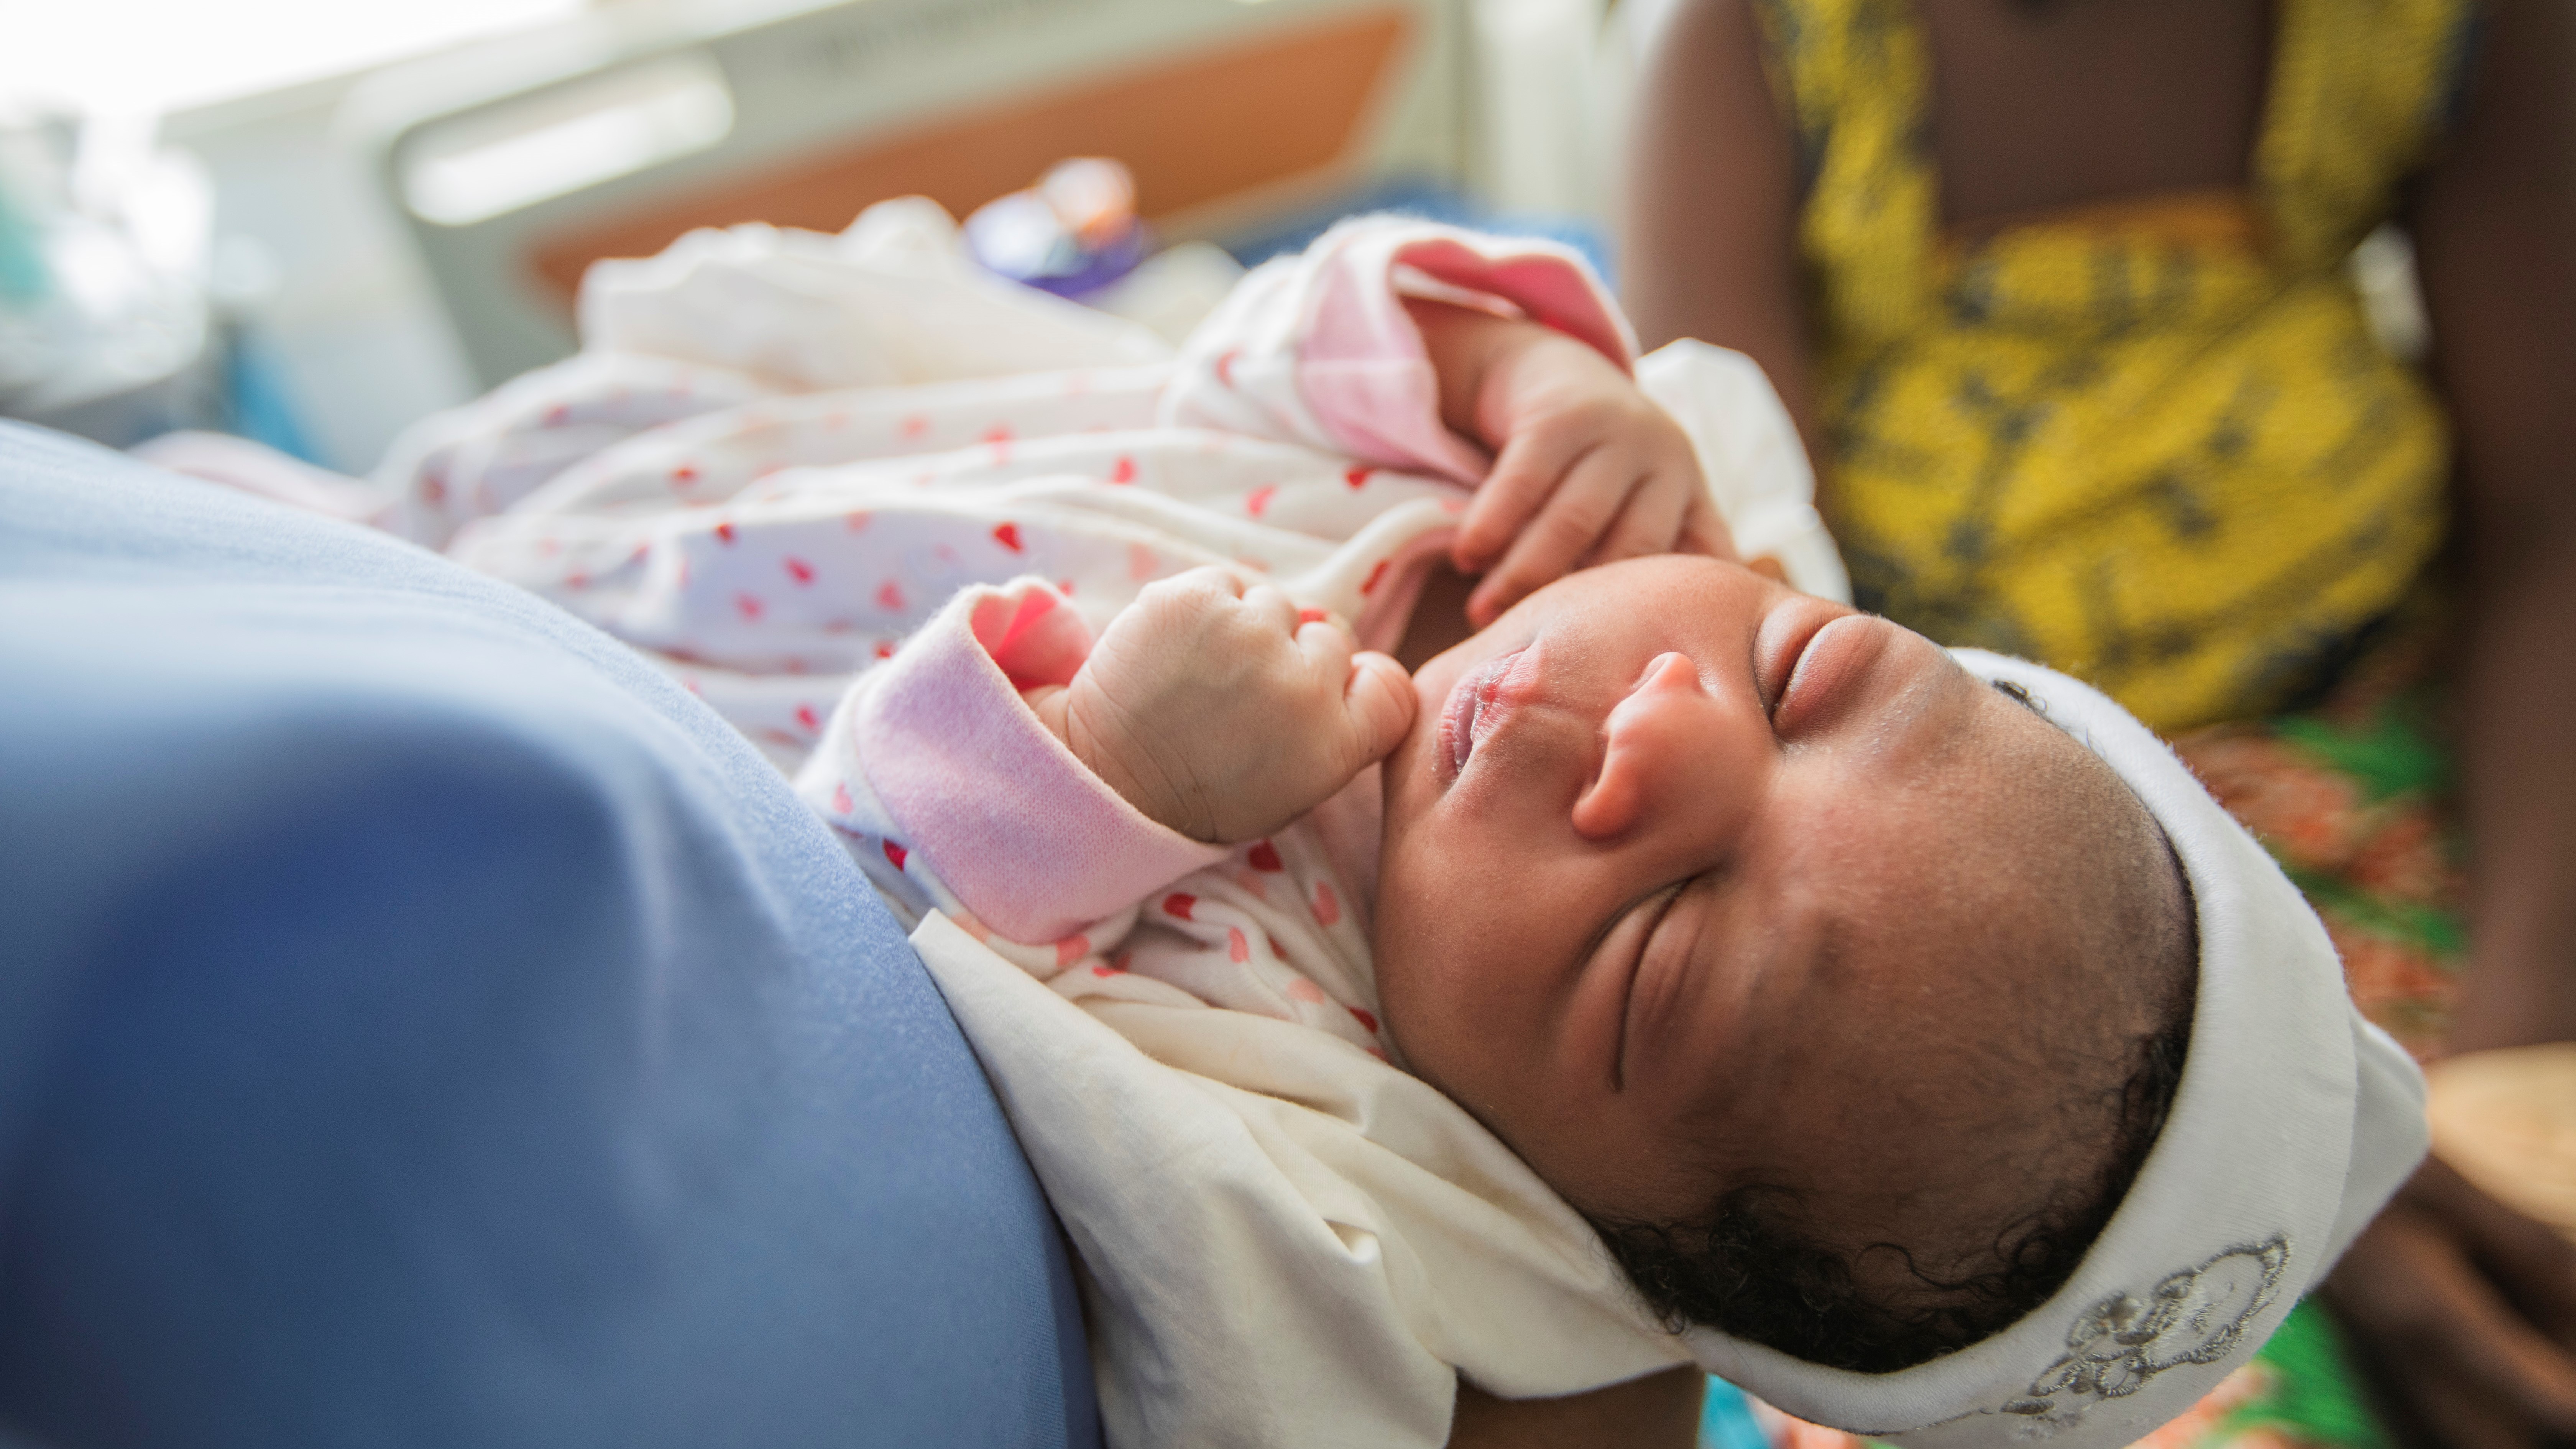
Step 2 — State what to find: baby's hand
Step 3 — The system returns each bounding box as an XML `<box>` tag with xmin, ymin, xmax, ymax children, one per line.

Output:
<box><xmin>1412</xmin><ymin>301</ymin><xmax>1736</xmax><ymax>626</ymax></box>
<box><xmin>1027</xmin><ymin>568</ymin><xmax>1416</xmax><ymax>843</ymax></box>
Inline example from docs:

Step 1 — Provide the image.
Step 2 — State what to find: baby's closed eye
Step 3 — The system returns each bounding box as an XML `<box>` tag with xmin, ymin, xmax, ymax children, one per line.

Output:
<box><xmin>1587</xmin><ymin>876</ymin><xmax>1715</xmax><ymax>1088</ymax></box>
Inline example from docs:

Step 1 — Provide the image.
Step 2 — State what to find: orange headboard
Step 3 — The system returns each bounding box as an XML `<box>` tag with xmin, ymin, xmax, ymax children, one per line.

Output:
<box><xmin>362</xmin><ymin>0</ymin><xmax>1468</xmax><ymax>386</ymax></box>
<box><xmin>531</xmin><ymin>9</ymin><xmax>1411</xmax><ymax>301</ymax></box>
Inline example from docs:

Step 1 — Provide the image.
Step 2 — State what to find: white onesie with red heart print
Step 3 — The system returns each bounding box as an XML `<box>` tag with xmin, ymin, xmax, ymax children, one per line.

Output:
<box><xmin>361</xmin><ymin>201</ymin><xmax>1839</xmax><ymax>774</ymax></box>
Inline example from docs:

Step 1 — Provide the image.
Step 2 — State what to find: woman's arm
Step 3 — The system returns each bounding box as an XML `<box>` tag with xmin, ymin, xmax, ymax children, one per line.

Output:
<box><xmin>2328</xmin><ymin>1</ymin><xmax>2576</xmax><ymax>1442</ymax></box>
<box><xmin>1446</xmin><ymin>1365</ymin><xmax>1705</xmax><ymax>1449</ymax></box>
<box><xmin>2408</xmin><ymin>0</ymin><xmax>2576</xmax><ymax>1058</ymax></box>
<box><xmin>1621</xmin><ymin>0</ymin><xmax>1823</xmax><ymax>462</ymax></box>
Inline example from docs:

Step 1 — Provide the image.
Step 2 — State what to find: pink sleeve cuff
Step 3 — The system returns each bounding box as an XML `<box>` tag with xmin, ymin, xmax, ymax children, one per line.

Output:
<box><xmin>855</xmin><ymin>580</ymin><xmax>1226</xmax><ymax>944</ymax></box>
<box><xmin>1300</xmin><ymin>221</ymin><xmax>1636</xmax><ymax>485</ymax></box>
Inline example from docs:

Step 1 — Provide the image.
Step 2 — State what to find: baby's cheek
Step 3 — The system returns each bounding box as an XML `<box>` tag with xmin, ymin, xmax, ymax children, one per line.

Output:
<box><xmin>1364</xmin><ymin>867</ymin><xmax>1470</xmax><ymax>1075</ymax></box>
<box><xmin>1368</xmin><ymin>872</ymin><xmax>1523</xmax><ymax>1088</ymax></box>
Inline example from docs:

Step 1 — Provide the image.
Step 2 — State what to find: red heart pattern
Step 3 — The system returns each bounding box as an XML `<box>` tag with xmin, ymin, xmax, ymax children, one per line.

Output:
<box><xmin>419</xmin><ymin>260</ymin><xmax>1518</xmax><ymax>1050</ymax></box>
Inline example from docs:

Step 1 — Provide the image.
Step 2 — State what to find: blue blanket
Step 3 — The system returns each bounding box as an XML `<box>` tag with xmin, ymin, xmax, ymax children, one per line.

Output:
<box><xmin>0</xmin><ymin>423</ymin><xmax>1096</xmax><ymax>1448</ymax></box>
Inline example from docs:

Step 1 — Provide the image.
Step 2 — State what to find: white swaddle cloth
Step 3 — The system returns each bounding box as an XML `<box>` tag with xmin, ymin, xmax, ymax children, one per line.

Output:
<box><xmin>911</xmin><ymin>651</ymin><xmax>2426</xmax><ymax>1449</ymax></box>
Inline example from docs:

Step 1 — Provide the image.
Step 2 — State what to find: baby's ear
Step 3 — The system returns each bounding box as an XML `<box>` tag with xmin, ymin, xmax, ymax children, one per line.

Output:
<box><xmin>968</xmin><ymin>580</ymin><xmax>1093</xmax><ymax>690</ymax></box>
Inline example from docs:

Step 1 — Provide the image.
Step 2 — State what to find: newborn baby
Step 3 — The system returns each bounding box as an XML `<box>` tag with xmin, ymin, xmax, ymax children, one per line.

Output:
<box><xmin>769</xmin><ymin>230</ymin><xmax>2192</xmax><ymax>1387</ymax></box>
<box><xmin>812</xmin><ymin>546</ymin><xmax>2196</xmax><ymax>1380</ymax></box>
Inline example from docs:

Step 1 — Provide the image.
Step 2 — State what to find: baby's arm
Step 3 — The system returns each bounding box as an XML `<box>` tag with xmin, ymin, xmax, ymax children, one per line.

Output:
<box><xmin>1168</xmin><ymin>217</ymin><xmax>1733</xmax><ymax>629</ymax></box>
<box><xmin>796</xmin><ymin>579</ymin><xmax>1230</xmax><ymax>952</ymax></box>
<box><xmin>1025</xmin><ymin>567</ymin><xmax>1416</xmax><ymax>844</ymax></box>
<box><xmin>1408</xmin><ymin>299</ymin><xmax>1733</xmax><ymax>626</ymax></box>
<box><xmin>797</xmin><ymin>570</ymin><xmax>1409</xmax><ymax>959</ymax></box>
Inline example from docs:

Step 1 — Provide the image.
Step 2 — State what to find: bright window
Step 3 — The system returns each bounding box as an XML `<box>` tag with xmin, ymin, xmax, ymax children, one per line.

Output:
<box><xmin>3</xmin><ymin>0</ymin><xmax>586</xmax><ymax>120</ymax></box>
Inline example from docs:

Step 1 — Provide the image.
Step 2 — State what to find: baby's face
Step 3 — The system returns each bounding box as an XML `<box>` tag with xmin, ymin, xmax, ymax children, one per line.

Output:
<box><xmin>1373</xmin><ymin>556</ymin><xmax>2123</xmax><ymax>1235</ymax></box>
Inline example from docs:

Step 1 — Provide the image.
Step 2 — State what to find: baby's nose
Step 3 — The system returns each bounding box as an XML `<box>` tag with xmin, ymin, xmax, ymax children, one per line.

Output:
<box><xmin>1571</xmin><ymin>652</ymin><xmax>1718</xmax><ymax>840</ymax></box>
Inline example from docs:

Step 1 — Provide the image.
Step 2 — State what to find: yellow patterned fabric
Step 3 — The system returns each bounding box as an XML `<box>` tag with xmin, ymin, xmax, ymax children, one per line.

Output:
<box><xmin>1758</xmin><ymin>0</ymin><xmax>2474</xmax><ymax>729</ymax></box>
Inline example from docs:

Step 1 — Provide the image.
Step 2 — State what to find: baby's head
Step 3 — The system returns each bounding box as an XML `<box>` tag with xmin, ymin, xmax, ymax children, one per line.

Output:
<box><xmin>1371</xmin><ymin>555</ymin><xmax>2198</xmax><ymax>1370</ymax></box>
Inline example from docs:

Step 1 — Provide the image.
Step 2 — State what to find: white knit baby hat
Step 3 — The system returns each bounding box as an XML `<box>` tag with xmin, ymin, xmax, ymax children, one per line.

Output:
<box><xmin>1686</xmin><ymin>650</ymin><xmax>2429</xmax><ymax>1447</ymax></box>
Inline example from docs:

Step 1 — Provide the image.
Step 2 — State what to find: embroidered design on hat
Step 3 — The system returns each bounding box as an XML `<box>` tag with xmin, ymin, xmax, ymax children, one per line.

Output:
<box><xmin>2003</xmin><ymin>1236</ymin><xmax>2290</xmax><ymax>1424</ymax></box>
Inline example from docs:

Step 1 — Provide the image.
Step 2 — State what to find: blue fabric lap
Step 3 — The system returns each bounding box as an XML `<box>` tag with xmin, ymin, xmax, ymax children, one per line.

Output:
<box><xmin>0</xmin><ymin>423</ymin><xmax>1097</xmax><ymax>1449</ymax></box>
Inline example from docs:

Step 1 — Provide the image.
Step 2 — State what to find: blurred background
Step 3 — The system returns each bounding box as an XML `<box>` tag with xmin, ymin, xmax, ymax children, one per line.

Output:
<box><xmin>2</xmin><ymin>5</ymin><xmax>2550</xmax><ymax>1449</ymax></box>
<box><xmin>0</xmin><ymin>0</ymin><xmax>1643</xmax><ymax>471</ymax></box>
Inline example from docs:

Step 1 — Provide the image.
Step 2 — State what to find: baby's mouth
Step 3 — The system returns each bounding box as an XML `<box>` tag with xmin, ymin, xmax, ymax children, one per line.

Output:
<box><xmin>1439</xmin><ymin>645</ymin><xmax>1534</xmax><ymax>780</ymax></box>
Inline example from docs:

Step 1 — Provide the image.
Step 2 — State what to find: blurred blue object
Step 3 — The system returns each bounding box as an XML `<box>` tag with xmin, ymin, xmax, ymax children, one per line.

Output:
<box><xmin>966</xmin><ymin>158</ymin><xmax>1152</xmax><ymax>300</ymax></box>
<box><xmin>0</xmin><ymin>115</ymin><xmax>219</xmax><ymax>449</ymax></box>
<box><xmin>1703</xmin><ymin>1376</ymin><xmax>1774</xmax><ymax>1449</ymax></box>
<box><xmin>0</xmin><ymin>422</ymin><xmax>1099</xmax><ymax>1449</ymax></box>
<box><xmin>0</xmin><ymin>174</ymin><xmax>46</xmax><ymax>304</ymax></box>
<box><xmin>1225</xmin><ymin>176</ymin><xmax>1615</xmax><ymax>287</ymax></box>
<box><xmin>218</xmin><ymin>322</ymin><xmax>319</xmax><ymax>463</ymax></box>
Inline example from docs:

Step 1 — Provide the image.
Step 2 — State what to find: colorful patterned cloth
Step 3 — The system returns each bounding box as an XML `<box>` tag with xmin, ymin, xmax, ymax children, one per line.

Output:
<box><xmin>1753</xmin><ymin>0</ymin><xmax>2475</xmax><ymax>731</ymax></box>
<box><xmin>1707</xmin><ymin>1301</ymin><xmax>2392</xmax><ymax>1449</ymax></box>
<box><xmin>2175</xmin><ymin>617</ymin><xmax>2464</xmax><ymax>1061</ymax></box>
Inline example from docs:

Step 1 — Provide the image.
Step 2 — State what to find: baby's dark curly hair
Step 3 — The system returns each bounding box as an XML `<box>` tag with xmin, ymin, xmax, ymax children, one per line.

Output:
<box><xmin>1589</xmin><ymin>1005</ymin><xmax>2192</xmax><ymax>1371</ymax></box>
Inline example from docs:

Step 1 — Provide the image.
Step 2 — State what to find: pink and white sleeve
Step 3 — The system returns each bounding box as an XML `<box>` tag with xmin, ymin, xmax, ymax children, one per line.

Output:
<box><xmin>1162</xmin><ymin>216</ymin><xmax>1635</xmax><ymax>485</ymax></box>
<box><xmin>793</xmin><ymin>578</ymin><xmax>1225</xmax><ymax>954</ymax></box>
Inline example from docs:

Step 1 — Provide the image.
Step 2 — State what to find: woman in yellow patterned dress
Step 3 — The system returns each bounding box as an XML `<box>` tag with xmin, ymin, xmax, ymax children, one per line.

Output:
<box><xmin>1625</xmin><ymin>1</ymin><xmax>2576</xmax><ymax>1444</ymax></box>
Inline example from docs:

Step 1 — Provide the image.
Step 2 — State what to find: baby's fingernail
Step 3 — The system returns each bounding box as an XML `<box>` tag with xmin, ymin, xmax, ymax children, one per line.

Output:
<box><xmin>1297</xmin><ymin>608</ymin><xmax>1328</xmax><ymax>625</ymax></box>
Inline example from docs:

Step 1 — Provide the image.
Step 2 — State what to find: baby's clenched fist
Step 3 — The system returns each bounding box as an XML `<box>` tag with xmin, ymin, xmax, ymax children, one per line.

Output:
<box><xmin>1027</xmin><ymin>568</ymin><xmax>1417</xmax><ymax>843</ymax></box>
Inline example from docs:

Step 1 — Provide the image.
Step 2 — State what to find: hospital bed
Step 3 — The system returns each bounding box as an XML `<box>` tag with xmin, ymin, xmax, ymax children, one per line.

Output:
<box><xmin>348</xmin><ymin>0</ymin><xmax>1480</xmax><ymax>388</ymax></box>
<box><xmin>159</xmin><ymin>0</ymin><xmax>1612</xmax><ymax>468</ymax></box>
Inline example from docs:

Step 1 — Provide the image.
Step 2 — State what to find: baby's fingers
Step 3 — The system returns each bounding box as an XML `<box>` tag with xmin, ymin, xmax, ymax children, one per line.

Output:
<box><xmin>1239</xmin><ymin>581</ymin><xmax>1305</xmax><ymax>639</ymax></box>
<box><xmin>1467</xmin><ymin>449</ymin><xmax>1638</xmax><ymax>626</ymax></box>
<box><xmin>1283</xmin><ymin>611</ymin><xmax>1411</xmax><ymax>784</ymax></box>
<box><xmin>1452</xmin><ymin>428</ymin><xmax>1584</xmax><ymax>575</ymax></box>
<box><xmin>1293</xmin><ymin>618</ymin><xmax>1412</xmax><ymax>769</ymax></box>
<box><xmin>1341</xmin><ymin>651</ymin><xmax>1417</xmax><ymax>768</ymax></box>
<box><xmin>1677</xmin><ymin>491</ymin><xmax>1740</xmax><ymax>563</ymax></box>
<box><xmin>1293</xmin><ymin>611</ymin><xmax>1358</xmax><ymax>682</ymax></box>
<box><xmin>1583</xmin><ymin>467</ymin><xmax>1690</xmax><ymax>569</ymax></box>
